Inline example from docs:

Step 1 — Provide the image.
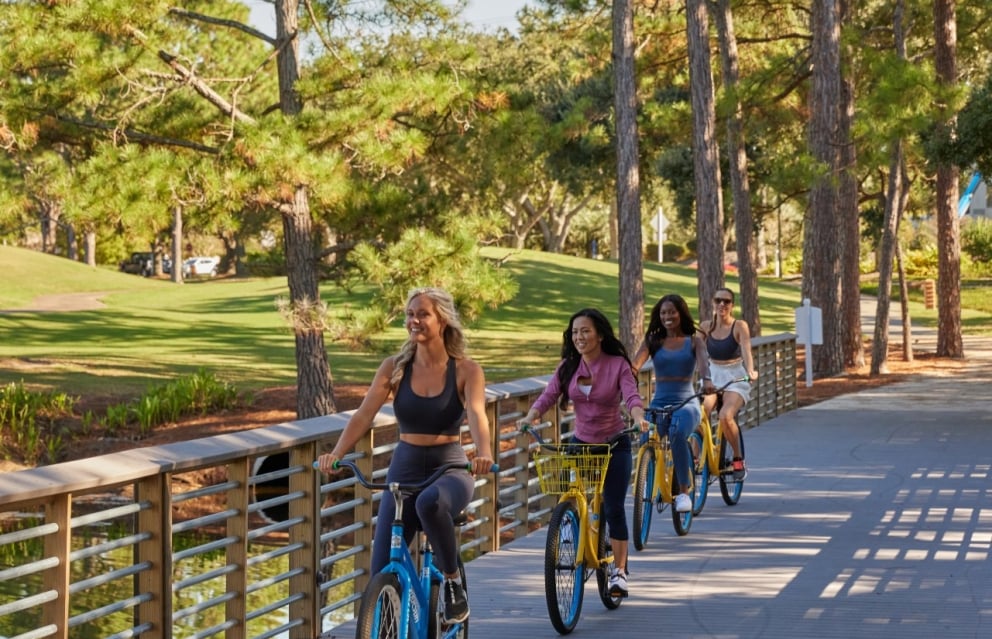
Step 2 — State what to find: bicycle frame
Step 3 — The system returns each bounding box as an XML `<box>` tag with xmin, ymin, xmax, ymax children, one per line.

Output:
<box><xmin>698</xmin><ymin>409</ymin><xmax>722</xmax><ymax>476</ymax></box>
<box><xmin>635</xmin><ymin>427</ymin><xmax>675</xmax><ymax>508</ymax></box>
<box><xmin>314</xmin><ymin>459</ymin><xmax>490</xmax><ymax>639</ymax></box>
<box><xmin>523</xmin><ymin>425</ymin><xmax>629</xmax><ymax>634</ymax></box>
<box><xmin>554</xmin><ymin>479</ymin><xmax>603</xmax><ymax>572</ymax></box>
<box><xmin>376</xmin><ymin>488</ymin><xmax>448</xmax><ymax>639</ymax></box>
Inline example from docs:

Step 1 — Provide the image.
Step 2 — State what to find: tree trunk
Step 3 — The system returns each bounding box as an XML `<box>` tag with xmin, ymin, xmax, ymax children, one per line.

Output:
<box><xmin>871</xmin><ymin>139</ymin><xmax>903</xmax><ymax>375</ymax></box>
<box><xmin>613</xmin><ymin>0</ymin><xmax>644</xmax><ymax>354</ymax></box>
<box><xmin>802</xmin><ymin>0</ymin><xmax>844</xmax><ymax>376</ymax></box>
<box><xmin>687</xmin><ymin>0</ymin><xmax>724</xmax><ymax>321</ymax></box>
<box><xmin>933</xmin><ymin>0</ymin><xmax>963</xmax><ymax>358</ymax></box>
<box><xmin>172</xmin><ymin>204</ymin><xmax>183</xmax><ymax>284</ymax></box>
<box><xmin>870</xmin><ymin>0</ymin><xmax>909</xmax><ymax>376</ymax></box>
<box><xmin>838</xmin><ymin>0</ymin><xmax>863</xmax><ymax>367</ymax></box>
<box><xmin>84</xmin><ymin>231</ymin><xmax>96</xmax><ymax>267</ymax></box>
<box><xmin>713</xmin><ymin>0</ymin><xmax>760</xmax><ymax>336</ymax></box>
<box><xmin>896</xmin><ymin>185</ymin><xmax>913</xmax><ymax>362</ymax></box>
<box><xmin>276</xmin><ymin>0</ymin><xmax>335</xmax><ymax>418</ymax></box>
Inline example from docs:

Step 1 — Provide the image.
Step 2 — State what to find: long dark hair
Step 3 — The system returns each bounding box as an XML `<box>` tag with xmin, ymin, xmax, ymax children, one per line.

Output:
<box><xmin>643</xmin><ymin>294</ymin><xmax>698</xmax><ymax>357</ymax></box>
<box><xmin>554</xmin><ymin>308</ymin><xmax>632</xmax><ymax>410</ymax></box>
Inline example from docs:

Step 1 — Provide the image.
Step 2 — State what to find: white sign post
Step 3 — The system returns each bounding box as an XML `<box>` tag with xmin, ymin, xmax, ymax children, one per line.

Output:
<box><xmin>794</xmin><ymin>298</ymin><xmax>823</xmax><ymax>388</ymax></box>
<box><xmin>650</xmin><ymin>208</ymin><xmax>668</xmax><ymax>263</ymax></box>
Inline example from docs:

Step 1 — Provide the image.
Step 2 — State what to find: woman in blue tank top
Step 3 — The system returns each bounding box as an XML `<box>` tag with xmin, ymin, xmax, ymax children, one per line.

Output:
<box><xmin>632</xmin><ymin>294</ymin><xmax>713</xmax><ymax>514</ymax></box>
<box><xmin>317</xmin><ymin>287</ymin><xmax>493</xmax><ymax>625</ymax></box>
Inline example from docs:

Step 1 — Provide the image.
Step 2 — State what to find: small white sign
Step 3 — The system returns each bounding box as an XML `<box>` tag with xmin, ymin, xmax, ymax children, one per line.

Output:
<box><xmin>794</xmin><ymin>298</ymin><xmax>823</xmax><ymax>388</ymax></box>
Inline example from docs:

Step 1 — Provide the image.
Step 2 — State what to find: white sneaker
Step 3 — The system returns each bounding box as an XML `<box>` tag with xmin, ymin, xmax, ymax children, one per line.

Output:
<box><xmin>674</xmin><ymin>493</ymin><xmax>692</xmax><ymax>513</ymax></box>
<box><xmin>558</xmin><ymin>523</ymin><xmax>573</xmax><ymax>544</ymax></box>
<box><xmin>608</xmin><ymin>568</ymin><xmax>628</xmax><ymax>597</ymax></box>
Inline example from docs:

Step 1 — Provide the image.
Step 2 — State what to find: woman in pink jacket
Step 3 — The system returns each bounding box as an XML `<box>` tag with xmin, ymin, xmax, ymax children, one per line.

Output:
<box><xmin>519</xmin><ymin>308</ymin><xmax>645</xmax><ymax>598</ymax></box>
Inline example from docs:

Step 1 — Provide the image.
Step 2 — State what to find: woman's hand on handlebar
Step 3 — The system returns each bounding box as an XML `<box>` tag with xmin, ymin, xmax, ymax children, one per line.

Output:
<box><xmin>517</xmin><ymin>409</ymin><xmax>539</xmax><ymax>433</ymax></box>
<box><xmin>471</xmin><ymin>454</ymin><xmax>496</xmax><ymax>476</ymax></box>
<box><xmin>315</xmin><ymin>451</ymin><xmax>343</xmax><ymax>474</ymax></box>
<box><xmin>630</xmin><ymin>406</ymin><xmax>650</xmax><ymax>433</ymax></box>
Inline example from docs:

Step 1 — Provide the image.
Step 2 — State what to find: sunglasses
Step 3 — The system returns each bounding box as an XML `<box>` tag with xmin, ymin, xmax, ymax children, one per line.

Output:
<box><xmin>713</xmin><ymin>298</ymin><xmax>733</xmax><ymax>305</ymax></box>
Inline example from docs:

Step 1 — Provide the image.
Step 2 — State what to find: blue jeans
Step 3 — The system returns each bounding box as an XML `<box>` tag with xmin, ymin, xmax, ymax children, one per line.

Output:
<box><xmin>650</xmin><ymin>393</ymin><xmax>701</xmax><ymax>489</ymax></box>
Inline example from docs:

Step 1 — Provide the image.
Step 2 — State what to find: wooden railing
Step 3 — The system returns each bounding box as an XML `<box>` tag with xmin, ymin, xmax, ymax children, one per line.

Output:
<box><xmin>0</xmin><ymin>334</ymin><xmax>795</xmax><ymax>639</ymax></box>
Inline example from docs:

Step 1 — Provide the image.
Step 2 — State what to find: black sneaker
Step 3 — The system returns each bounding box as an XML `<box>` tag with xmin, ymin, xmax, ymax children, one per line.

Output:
<box><xmin>443</xmin><ymin>579</ymin><xmax>469</xmax><ymax>624</ymax></box>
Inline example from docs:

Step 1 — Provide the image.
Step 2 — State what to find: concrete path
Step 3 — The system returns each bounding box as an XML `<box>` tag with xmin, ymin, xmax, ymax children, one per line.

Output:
<box><xmin>330</xmin><ymin>317</ymin><xmax>992</xmax><ymax>639</ymax></box>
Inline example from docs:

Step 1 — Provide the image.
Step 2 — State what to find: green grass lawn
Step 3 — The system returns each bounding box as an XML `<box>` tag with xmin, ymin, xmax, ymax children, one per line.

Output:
<box><xmin>2</xmin><ymin>244</ymin><xmax>989</xmax><ymax>398</ymax></box>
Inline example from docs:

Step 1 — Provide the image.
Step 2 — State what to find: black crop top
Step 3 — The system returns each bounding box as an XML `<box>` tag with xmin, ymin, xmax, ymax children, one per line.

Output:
<box><xmin>706</xmin><ymin>320</ymin><xmax>742</xmax><ymax>361</ymax></box>
<box><xmin>393</xmin><ymin>358</ymin><xmax>465</xmax><ymax>437</ymax></box>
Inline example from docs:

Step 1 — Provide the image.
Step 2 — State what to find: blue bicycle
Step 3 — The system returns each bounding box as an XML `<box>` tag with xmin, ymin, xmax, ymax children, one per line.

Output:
<box><xmin>315</xmin><ymin>459</ymin><xmax>495</xmax><ymax>639</ymax></box>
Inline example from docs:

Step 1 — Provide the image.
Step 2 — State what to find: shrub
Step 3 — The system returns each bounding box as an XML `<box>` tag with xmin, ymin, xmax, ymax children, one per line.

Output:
<box><xmin>962</xmin><ymin>218</ymin><xmax>992</xmax><ymax>263</ymax></box>
<box><xmin>0</xmin><ymin>382</ymin><xmax>75</xmax><ymax>465</ymax></box>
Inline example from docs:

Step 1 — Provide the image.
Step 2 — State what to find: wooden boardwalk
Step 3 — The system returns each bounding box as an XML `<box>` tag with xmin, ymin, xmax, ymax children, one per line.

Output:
<box><xmin>330</xmin><ymin>337</ymin><xmax>992</xmax><ymax>638</ymax></box>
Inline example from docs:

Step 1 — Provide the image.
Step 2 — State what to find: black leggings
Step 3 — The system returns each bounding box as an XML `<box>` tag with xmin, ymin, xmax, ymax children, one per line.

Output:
<box><xmin>571</xmin><ymin>434</ymin><xmax>632</xmax><ymax>541</ymax></box>
<box><xmin>371</xmin><ymin>441</ymin><xmax>474</xmax><ymax>576</ymax></box>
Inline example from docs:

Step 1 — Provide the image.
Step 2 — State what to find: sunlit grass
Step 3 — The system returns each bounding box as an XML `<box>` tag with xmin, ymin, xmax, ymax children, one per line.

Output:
<box><xmin>2</xmin><ymin>244</ymin><xmax>990</xmax><ymax>398</ymax></box>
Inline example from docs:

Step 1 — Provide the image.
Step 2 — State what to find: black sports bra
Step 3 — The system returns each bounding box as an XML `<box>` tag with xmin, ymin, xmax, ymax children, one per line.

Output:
<box><xmin>706</xmin><ymin>320</ymin><xmax>741</xmax><ymax>361</ymax></box>
<box><xmin>393</xmin><ymin>358</ymin><xmax>465</xmax><ymax>437</ymax></box>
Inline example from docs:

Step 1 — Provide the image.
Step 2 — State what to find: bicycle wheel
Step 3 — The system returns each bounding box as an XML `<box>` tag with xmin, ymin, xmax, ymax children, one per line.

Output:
<box><xmin>719</xmin><ymin>426</ymin><xmax>745</xmax><ymax>505</ymax></box>
<box><xmin>544</xmin><ymin>501</ymin><xmax>583</xmax><ymax>635</ymax></box>
<box><xmin>689</xmin><ymin>431</ymin><xmax>709</xmax><ymax>516</ymax></box>
<box><xmin>428</xmin><ymin>557</ymin><xmax>468</xmax><ymax>639</ymax></box>
<box><xmin>356</xmin><ymin>572</ymin><xmax>404</xmax><ymax>639</ymax></box>
<box><xmin>632</xmin><ymin>446</ymin><xmax>656</xmax><ymax>551</ymax></box>
<box><xmin>594</xmin><ymin>504</ymin><xmax>623</xmax><ymax>610</ymax></box>
<box><xmin>671</xmin><ymin>440</ymin><xmax>694</xmax><ymax>536</ymax></box>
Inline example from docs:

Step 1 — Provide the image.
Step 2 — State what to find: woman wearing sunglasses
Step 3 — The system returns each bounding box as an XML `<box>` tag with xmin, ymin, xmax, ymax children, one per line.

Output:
<box><xmin>699</xmin><ymin>288</ymin><xmax>756</xmax><ymax>480</ymax></box>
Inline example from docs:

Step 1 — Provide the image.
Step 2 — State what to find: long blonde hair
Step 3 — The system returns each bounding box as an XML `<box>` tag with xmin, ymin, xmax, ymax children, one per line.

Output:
<box><xmin>389</xmin><ymin>287</ymin><xmax>467</xmax><ymax>390</ymax></box>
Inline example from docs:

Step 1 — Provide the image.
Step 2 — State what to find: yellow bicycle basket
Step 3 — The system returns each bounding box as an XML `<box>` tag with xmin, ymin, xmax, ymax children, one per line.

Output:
<box><xmin>534</xmin><ymin>444</ymin><xmax>612</xmax><ymax>496</ymax></box>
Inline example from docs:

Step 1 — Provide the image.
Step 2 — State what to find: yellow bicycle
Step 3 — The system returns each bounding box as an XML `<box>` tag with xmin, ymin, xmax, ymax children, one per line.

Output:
<box><xmin>633</xmin><ymin>394</ymin><xmax>701</xmax><ymax>545</ymax></box>
<box><xmin>524</xmin><ymin>426</ymin><xmax>632</xmax><ymax>635</ymax></box>
<box><xmin>691</xmin><ymin>377</ymin><xmax>750</xmax><ymax>515</ymax></box>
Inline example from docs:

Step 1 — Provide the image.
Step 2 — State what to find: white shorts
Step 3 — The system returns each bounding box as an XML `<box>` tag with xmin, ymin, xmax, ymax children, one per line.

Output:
<box><xmin>710</xmin><ymin>361</ymin><xmax>751</xmax><ymax>404</ymax></box>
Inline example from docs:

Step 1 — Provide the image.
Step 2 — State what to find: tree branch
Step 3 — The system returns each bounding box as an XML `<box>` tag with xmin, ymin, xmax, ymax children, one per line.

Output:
<box><xmin>157</xmin><ymin>50</ymin><xmax>257</xmax><ymax>125</ymax></box>
<box><xmin>53</xmin><ymin>114</ymin><xmax>220</xmax><ymax>154</ymax></box>
<box><xmin>168</xmin><ymin>7</ymin><xmax>277</xmax><ymax>46</ymax></box>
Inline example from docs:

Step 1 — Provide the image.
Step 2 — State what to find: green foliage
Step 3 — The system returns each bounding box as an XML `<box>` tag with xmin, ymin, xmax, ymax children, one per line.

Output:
<box><xmin>331</xmin><ymin>220</ymin><xmax>518</xmax><ymax>347</ymax></box>
<box><xmin>0</xmin><ymin>382</ymin><xmax>76</xmax><ymax>465</ymax></box>
<box><xmin>962</xmin><ymin>218</ymin><xmax>992</xmax><ymax>263</ymax></box>
<box><xmin>0</xmin><ymin>369</ymin><xmax>238</xmax><ymax>465</ymax></box>
<box><xmin>104</xmin><ymin>369</ymin><xmax>239</xmax><ymax>438</ymax></box>
<box><xmin>901</xmin><ymin>247</ymin><xmax>939</xmax><ymax>278</ymax></box>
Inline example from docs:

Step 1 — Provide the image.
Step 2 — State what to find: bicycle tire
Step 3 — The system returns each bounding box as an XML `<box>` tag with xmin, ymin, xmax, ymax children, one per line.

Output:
<box><xmin>356</xmin><ymin>572</ymin><xmax>405</xmax><ymax>639</ymax></box>
<box><xmin>632</xmin><ymin>446</ymin><xmax>656</xmax><ymax>551</ymax></box>
<box><xmin>689</xmin><ymin>431</ymin><xmax>709</xmax><ymax>516</ymax></box>
<box><xmin>671</xmin><ymin>439</ymin><xmax>694</xmax><ymax>536</ymax></box>
<box><xmin>719</xmin><ymin>426</ymin><xmax>745</xmax><ymax>505</ymax></box>
<box><xmin>428</xmin><ymin>557</ymin><xmax>468</xmax><ymax>639</ymax></box>
<box><xmin>594</xmin><ymin>503</ymin><xmax>623</xmax><ymax>610</ymax></box>
<box><xmin>544</xmin><ymin>501</ymin><xmax>583</xmax><ymax>635</ymax></box>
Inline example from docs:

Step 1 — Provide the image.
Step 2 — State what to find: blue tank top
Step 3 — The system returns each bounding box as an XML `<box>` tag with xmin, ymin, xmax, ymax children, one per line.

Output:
<box><xmin>393</xmin><ymin>358</ymin><xmax>465</xmax><ymax>437</ymax></box>
<box><xmin>706</xmin><ymin>321</ymin><xmax>741</xmax><ymax>360</ymax></box>
<box><xmin>651</xmin><ymin>337</ymin><xmax>696</xmax><ymax>378</ymax></box>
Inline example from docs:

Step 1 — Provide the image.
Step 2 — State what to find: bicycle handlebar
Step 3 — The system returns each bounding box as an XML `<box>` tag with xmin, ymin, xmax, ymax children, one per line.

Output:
<box><xmin>520</xmin><ymin>422</ymin><xmax>640</xmax><ymax>451</ymax></box>
<box><xmin>312</xmin><ymin>459</ymin><xmax>499</xmax><ymax>492</ymax></box>
<box><xmin>644</xmin><ymin>376</ymin><xmax>750</xmax><ymax>424</ymax></box>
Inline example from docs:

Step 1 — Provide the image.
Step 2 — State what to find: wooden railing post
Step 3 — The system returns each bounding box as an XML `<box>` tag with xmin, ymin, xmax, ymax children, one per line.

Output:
<box><xmin>136</xmin><ymin>474</ymin><xmax>171</xmax><ymax>639</ymax></box>
<box><xmin>225</xmin><ymin>458</ymin><xmax>250</xmax><ymax>639</ymax></box>
<box><xmin>42</xmin><ymin>495</ymin><xmax>71</xmax><ymax>639</ymax></box>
